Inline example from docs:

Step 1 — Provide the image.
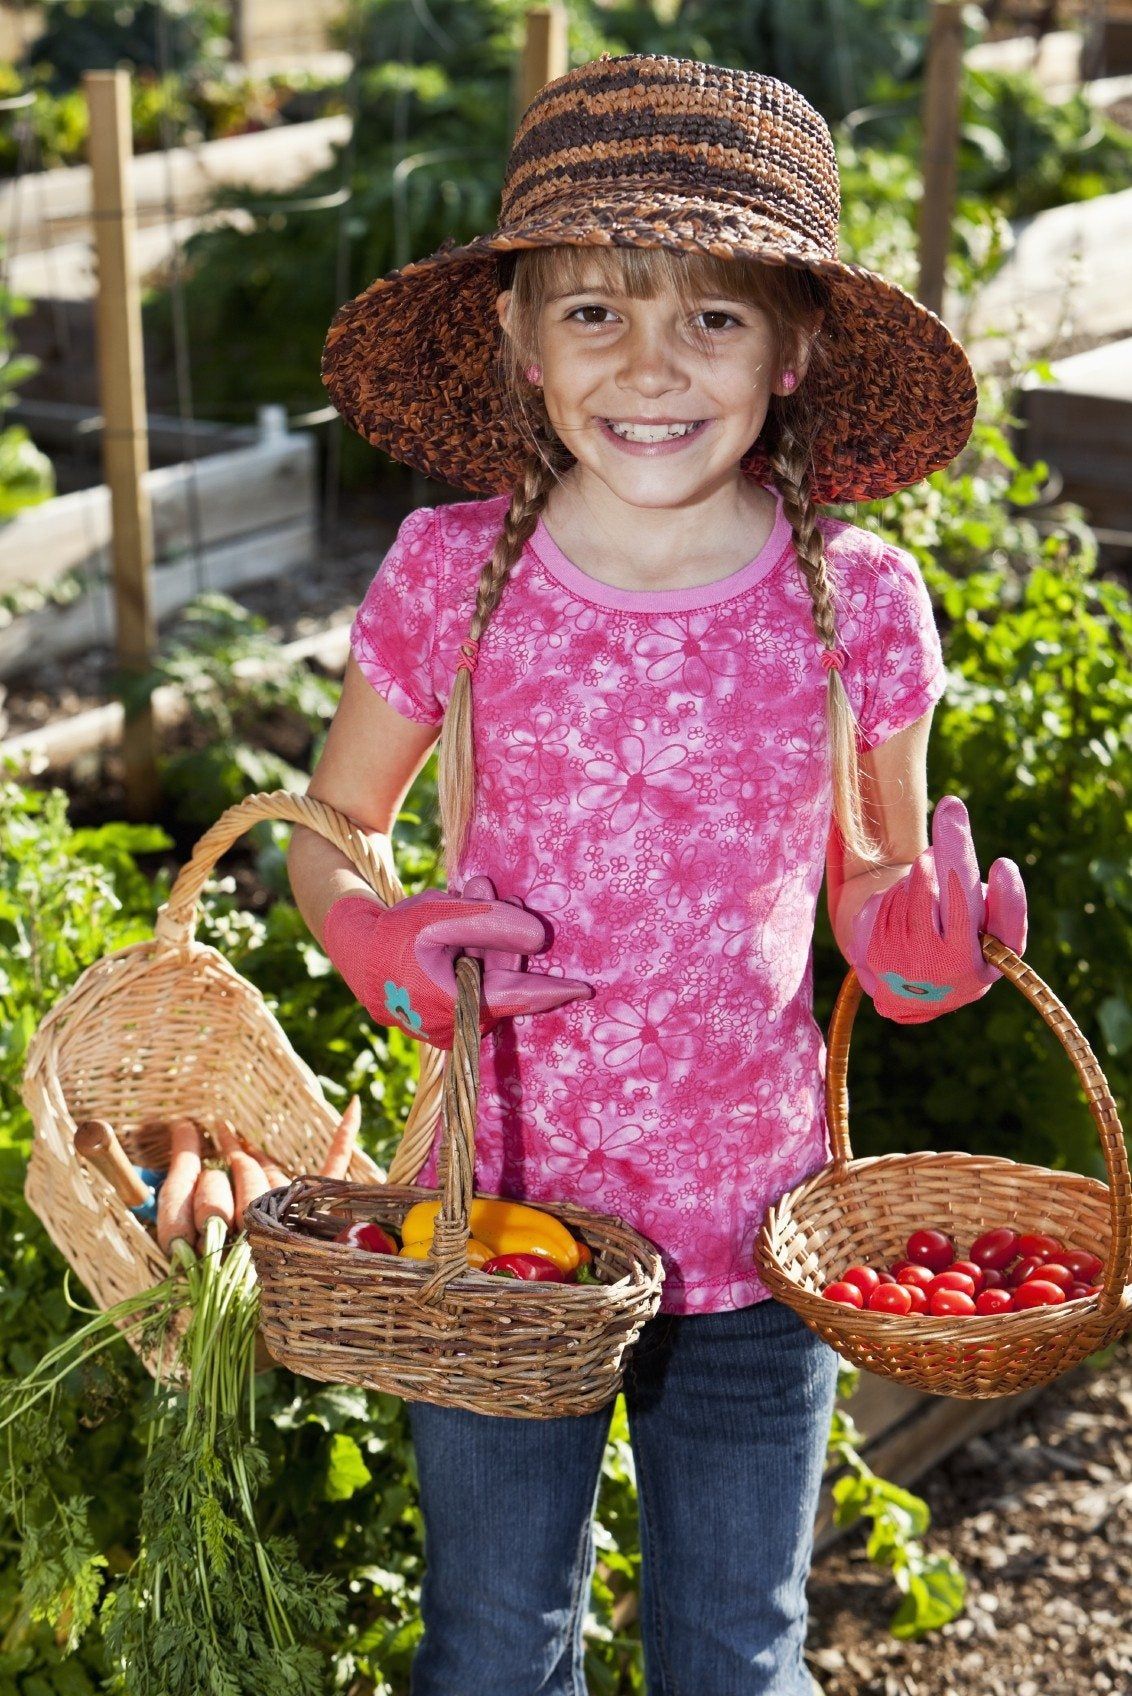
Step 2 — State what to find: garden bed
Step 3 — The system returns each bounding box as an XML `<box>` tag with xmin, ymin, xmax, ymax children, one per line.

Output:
<box><xmin>806</xmin><ymin>1333</ymin><xmax>1132</xmax><ymax>1695</ymax></box>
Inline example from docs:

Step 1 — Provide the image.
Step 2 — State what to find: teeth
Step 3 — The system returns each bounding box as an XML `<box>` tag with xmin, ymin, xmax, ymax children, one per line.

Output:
<box><xmin>607</xmin><ymin>420</ymin><xmax>701</xmax><ymax>442</ymax></box>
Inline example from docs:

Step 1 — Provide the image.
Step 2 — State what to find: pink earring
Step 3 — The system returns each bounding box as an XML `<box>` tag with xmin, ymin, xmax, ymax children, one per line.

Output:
<box><xmin>525</xmin><ymin>363</ymin><xmax>542</xmax><ymax>384</ymax></box>
<box><xmin>781</xmin><ymin>370</ymin><xmax>798</xmax><ymax>394</ymax></box>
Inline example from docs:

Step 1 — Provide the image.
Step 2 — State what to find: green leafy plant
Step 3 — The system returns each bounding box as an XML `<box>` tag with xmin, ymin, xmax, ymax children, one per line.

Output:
<box><xmin>0</xmin><ymin>248</ymin><xmax>54</xmax><ymax>518</ymax></box>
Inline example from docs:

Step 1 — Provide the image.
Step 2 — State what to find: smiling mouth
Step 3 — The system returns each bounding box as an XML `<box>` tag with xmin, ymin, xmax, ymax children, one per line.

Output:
<box><xmin>601</xmin><ymin>419</ymin><xmax>708</xmax><ymax>442</ymax></box>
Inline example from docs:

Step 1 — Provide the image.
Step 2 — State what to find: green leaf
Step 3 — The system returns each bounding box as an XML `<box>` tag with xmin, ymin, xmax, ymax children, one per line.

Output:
<box><xmin>322</xmin><ymin>1432</ymin><xmax>373</xmax><ymax>1502</ymax></box>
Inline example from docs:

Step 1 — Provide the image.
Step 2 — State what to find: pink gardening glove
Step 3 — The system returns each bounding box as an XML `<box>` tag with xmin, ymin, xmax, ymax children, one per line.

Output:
<box><xmin>846</xmin><ymin>795</ymin><xmax>1028</xmax><ymax>1025</ymax></box>
<box><xmin>321</xmin><ymin>874</ymin><xmax>593</xmax><ymax>1050</ymax></box>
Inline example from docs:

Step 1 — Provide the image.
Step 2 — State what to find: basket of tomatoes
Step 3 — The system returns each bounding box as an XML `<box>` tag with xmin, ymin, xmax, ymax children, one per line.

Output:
<box><xmin>245</xmin><ymin>953</ymin><xmax>665</xmax><ymax>1418</ymax></box>
<box><xmin>756</xmin><ymin>934</ymin><xmax>1132</xmax><ymax>1398</ymax></box>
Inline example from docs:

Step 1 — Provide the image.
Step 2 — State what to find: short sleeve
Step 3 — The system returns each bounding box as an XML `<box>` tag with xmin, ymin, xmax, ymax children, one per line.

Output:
<box><xmin>856</xmin><ymin>544</ymin><xmax>946</xmax><ymax>749</ymax></box>
<box><xmin>350</xmin><ymin>505</ymin><xmax>443</xmax><ymax>725</ymax></box>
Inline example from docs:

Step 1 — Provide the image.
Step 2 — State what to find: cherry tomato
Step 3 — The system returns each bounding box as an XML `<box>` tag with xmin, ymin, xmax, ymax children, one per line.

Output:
<box><xmin>823</xmin><ymin>1281</ymin><xmax>864</xmax><ymax>1308</ymax></box>
<box><xmin>981</xmin><ymin>1267</ymin><xmax>1007</xmax><ymax>1290</ymax></box>
<box><xmin>889</xmin><ymin>1259</ymin><xmax>916</xmax><ymax>1277</ymax></box>
<box><xmin>1012</xmin><ymin>1279</ymin><xmax>1067</xmax><ymax>1309</ymax></box>
<box><xmin>1036</xmin><ymin>1262</ymin><xmax>1074</xmax><ymax>1292</ymax></box>
<box><xmin>896</xmin><ymin>1263</ymin><xmax>936</xmax><ymax>1291</ymax></box>
<box><xmin>875</xmin><ymin>1269</ymin><xmax>897</xmax><ymax>1284</ymax></box>
<box><xmin>929</xmin><ymin>1287</ymin><xmax>976</xmax><ymax>1317</ymax></box>
<box><xmin>1016</xmin><ymin>1232</ymin><xmax>1063</xmax><ymax>1261</ymax></box>
<box><xmin>841</xmin><ymin>1265</ymin><xmax>881</xmax><ymax>1299</ymax></box>
<box><xmin>1067</xmin><ymin>1282</ymin><xmax>1093</xmax><ymax>1301</ymax></box>
<box><xmin>950</xmin><ymin>1260</ymin><xmax>986</xmax><ymax>1293</ymax></box>
<box><xmin>1062</xmin><ymin>1250</ymin><xmax>1104</xmax><ymax>1283</ymax></box>
<box><xmin>930</xmin><ymin>1270</ymin><xmax>977</xmax><ymax>1298</ymax></box>
<box><xmin>1007</xmin><ymin>1255</ymin><xmax>1046</xmax><ymax>1288</ymax></box>
<box><xmin>867</xmin><ymin>1283</ymin><xmax>913</xmax><ymax>1314</ymax></box>
<box><xmin>968</xmin><ymin>1227</ymin><xmax>1020</xmax><ymax>1271</ymax></box>
<box><xmin>906</xmin><ymin>1229</ymin><xmax>956</xmax><ymax>1273</ymax></box>
<box><xmin>902</xmin><ymin>1283</ymin><xmax>929</xmax><ymax>1314</ymax></box>
<box><xmin>975</xmin><ymin>1287</ymin><xmax>1014</xmax><ymax>1315</ymax></box>
<box><xmin>334</xmin><ymin>1220</ymin><xmax>399</xmax><ymax>1254</ymax></box>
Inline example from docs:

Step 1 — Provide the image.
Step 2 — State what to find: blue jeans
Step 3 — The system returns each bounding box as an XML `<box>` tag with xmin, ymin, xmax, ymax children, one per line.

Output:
<box><xmin>406</xmin><ymin>1297</ymin><xmax>838</xmax><ymax>1696</ymax></box>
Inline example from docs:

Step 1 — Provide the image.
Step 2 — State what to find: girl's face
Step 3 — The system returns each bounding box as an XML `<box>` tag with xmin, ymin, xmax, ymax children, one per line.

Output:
<box><xmin>497</xmin><ymin>273</ymin><xmax>800</xmax><ymax>515</ymax></box>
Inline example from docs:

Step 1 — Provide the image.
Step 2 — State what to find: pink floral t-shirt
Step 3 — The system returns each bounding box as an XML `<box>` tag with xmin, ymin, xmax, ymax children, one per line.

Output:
<box><xmin>350</xmin><ymin>485</ymin><xmax>946</xmax><ymax>1314</ymax></box>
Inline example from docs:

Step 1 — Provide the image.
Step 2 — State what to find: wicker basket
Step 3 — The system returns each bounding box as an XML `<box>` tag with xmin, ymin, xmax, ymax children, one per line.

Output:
<box><xmin>20</xmin><ymin>792</ymin><xmax>433</xmax><ymax>1378</ymax></box>
<box><xmin>245</xmin><ymin>946</ymin><xmax>666</xmax><ymax>1418</ymax></box>
<box><xmin>756</xmin><ymin>937</ymin><xmax>1132</xmax><ymax>1398</ymax></box>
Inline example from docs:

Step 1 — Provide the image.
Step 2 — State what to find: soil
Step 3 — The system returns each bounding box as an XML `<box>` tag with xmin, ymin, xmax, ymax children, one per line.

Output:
<box><xmin>805</xmin><ymin>1333</ymin><xmax>1132</xmax><ymax>1696</ymax></box>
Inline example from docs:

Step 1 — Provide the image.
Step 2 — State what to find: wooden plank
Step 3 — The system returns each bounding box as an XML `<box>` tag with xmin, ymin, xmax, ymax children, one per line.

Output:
<box><xmin>86</xmin><ymin>67</ymin><xmax>158</xmax><ymax>816</ymax></box>
<box><xmin>517</xmin><ymin>7</ymin><xmax>569</xmax><ymax>129</ymax></box>
<box><xmin>0</xmin><ymin>435</ymin><xmax>315</xmax><ymax>594</ymax></box>
<box><xmin>0</xmin><ymin>516</ymin><xmax>316</xmax><ymax>680</ymax></box>
<box><xmin>918</xmin><ymin>2</ymin><xmax>966</xmax><ymax>318</ymax></box>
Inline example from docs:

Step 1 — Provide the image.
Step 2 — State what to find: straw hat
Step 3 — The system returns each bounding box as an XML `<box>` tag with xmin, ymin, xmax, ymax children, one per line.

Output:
<box><xmin>321</xmin><ymin>52</ymin><xmax>978</xmax><ymax>504</ymax></box>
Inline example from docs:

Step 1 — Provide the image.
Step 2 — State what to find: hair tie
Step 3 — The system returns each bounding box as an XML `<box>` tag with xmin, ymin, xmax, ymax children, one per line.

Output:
<box><xmin>456</xmin><ymin>637</ymin><xmax>480</xmax><ymax>678</ymax></box>
<box><xmin>821</xmin><ymin>646</ymin><xmax>848</xmax><ymax>674</ymax></box>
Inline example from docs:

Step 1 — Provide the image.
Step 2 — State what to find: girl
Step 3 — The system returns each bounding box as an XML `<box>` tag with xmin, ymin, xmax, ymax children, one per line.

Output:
<box><xmin>289</xmin><ymin>54</ymin><xmax>1028</xmax><ymax>1696</ymax></box>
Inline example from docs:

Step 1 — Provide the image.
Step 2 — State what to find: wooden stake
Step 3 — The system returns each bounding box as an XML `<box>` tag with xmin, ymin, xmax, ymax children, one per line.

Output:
<box><xmin>917</xmin><ymin>0</ymin><xmax>965</xmax><ymax>319</ymax></box>
<box><xmin>85</xmin><ymin>69</ymin><xmax>160</xmax><ymax>818</ymax></box>
<box><xmin>516</xmin><ymin>5</ymin><xmax>568</xmax><ymax>131</ymax></box>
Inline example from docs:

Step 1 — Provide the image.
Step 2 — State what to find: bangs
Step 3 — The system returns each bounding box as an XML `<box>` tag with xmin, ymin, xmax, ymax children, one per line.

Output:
<box><xmin>520</xmin><ymin>243</ymin><xmax>812</xmax><ymax>318</ymax></box>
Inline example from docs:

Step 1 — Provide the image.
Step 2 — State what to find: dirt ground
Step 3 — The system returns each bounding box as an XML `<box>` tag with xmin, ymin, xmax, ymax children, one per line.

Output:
<box><xmin>805</xmin><ymin>1333</ymin><xmax>1132</xmax><ymax>1696</ymax></box>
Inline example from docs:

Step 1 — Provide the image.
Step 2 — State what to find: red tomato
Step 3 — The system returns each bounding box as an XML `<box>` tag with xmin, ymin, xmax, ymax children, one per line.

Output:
<box><xmin>981</xmin><ymin>1267</ymin><xmax>1007</xmax><ymax>1290</ymax></box>
<box><xmin>889</xmin><ymin>1259</ymin><xmax>915</xmax><ymax>1277</ymax></box>
<box><xmin>841</xmin><ymin>1265</ymin><xmax>881</xmax><ymax>1299</ymax></box>
<box><xmin>1016</xmin><ymin>1232</ymin><xmax>1063</xmax><ymax>1261</ymax></box>
<box><xmin>1067</xmin><ymin>1282</ymin><xmax>1093</xmax><ymax>1301</ymax></box>
<box><xmin>968</xmin><ymin>1227</ymin><xmax>1020</xmax><ymax>1271</ymax></box>
<box><xmin>875</xmin><ymin>1269</ymin><xmax>897</xmax><ymax>1284</ymax></box>
<box><xmin>1012</xmin><ymin>1279</ymin><xmax>1067</xmax><ymax>1309</ymax></box>
<box><xmin>930</xmin><ymin>1270</ymin><xmax>977</xmax><ymax>1298</ymax></box>
<box><xmin>950</xmin><ymin>1260</ymin><xmax>986</xmax><ymax>1293</ymax></box>
<box><xmin>906</xmin><ymin>1229</ymin><xmax>956</xmax><ymax>1273</ymax></box>
<box><xmin>896</xmin><ymin>1263</ymin><xmax>936</xmax><ymax>1291</ymax></box>
<box><xmin>975</xmin><ymin>1288</ymin><xmax>1014</xmax><ymax>1315</ymax></box>
<box><xmin>929</xmin><ymin>1287</ymin><xmax>977</xmax><ymax>1317</ymax></box>
<box><xmin>1007</xmin><ymin>1256</ymin><xmax>1046</xmax><ymax>1288</ymax></box>
<box><xmin>1036</xmin><ymin>1262</ymin><xmax>1074</xmax><ymax>1292</ymax></box>
<box><xmin>867</xmin><ymin>1283</ymin><xmax>913</xmax><ymax>1314</ymax></box>
<box><xmin>823</xmin><ymin>1281</ymin><xmax>865</xmax><ymax>1308</ymax></box>
<box><xmin>903</xmin><ymin>1283</ymin><xmax>929</xmax><ymax>1314</ymax></box>
<box><xmin>1062</xmin><ymin>1250</ymin><xmax>1104</xmax><ymax>1283</ymax></box>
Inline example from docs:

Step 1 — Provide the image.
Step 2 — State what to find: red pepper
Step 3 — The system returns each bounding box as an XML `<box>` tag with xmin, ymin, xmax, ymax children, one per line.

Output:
<box><xmin>334</xmin><ymin>1220</ymin><xmax>399</xmax><ymax>1254</ymax></box>
<box><xmin>481</xmin><ymin>1252</ymin><xmax>565</xmax><ymax>1282</ymax></box>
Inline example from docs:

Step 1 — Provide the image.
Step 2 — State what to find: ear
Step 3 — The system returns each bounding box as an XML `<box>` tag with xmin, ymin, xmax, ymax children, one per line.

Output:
<box><xmin>794</xmin><ymin>307</ymin><xmax>825</xmax><ymax>380</ymax></box>
<box><xmin>495</xmin><ymin>289</ymin><xmax>513</xmax><ymax>336</ymax></box>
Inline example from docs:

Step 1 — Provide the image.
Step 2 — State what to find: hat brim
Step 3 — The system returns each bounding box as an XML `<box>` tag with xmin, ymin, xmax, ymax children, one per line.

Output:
<box><xmin>321</xmin><ymin>199</ymin><xmax>978</xmax><ymax>504</ymax></box>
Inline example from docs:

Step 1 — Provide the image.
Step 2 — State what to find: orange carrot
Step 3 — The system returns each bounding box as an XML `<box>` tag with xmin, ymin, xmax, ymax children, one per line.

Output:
<box><xmin>213</xmin><ymin>1118</ymin><xmax>270</xmax><ymax>1228</ymax></box>
<box><xmin>319</xmin><ymin>1095</ymin><xmax>361</xmax><ymax>1179</ymax></box>
<box><xmin>239</xmin><ymin>1135</ymin><xmax>290</xmax><ymax>1189</ymax></box>
<box><xmin>192</xmin><ymin>1161</ymin><xmax>235</xmax><ymax>1236</ymax></box>
<box><xmin>156</xmin><ymin>1117</ymin><xmax>202</xmax><ymax>1255</ymax></box>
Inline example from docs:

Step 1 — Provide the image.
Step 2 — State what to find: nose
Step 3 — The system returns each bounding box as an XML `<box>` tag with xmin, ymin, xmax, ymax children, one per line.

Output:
<box><xmin>615</xmin><ymin>317</ymin><xmax>692</xmax><ymax>398</ymax></box>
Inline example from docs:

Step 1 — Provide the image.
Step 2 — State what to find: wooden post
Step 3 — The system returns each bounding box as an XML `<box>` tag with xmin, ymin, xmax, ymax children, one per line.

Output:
<box><xmin>516</xmin><ymin>5</ymin><xmax>568</xmax><ymax>130</ymax></box>
<box><xmin>917</xmin><ymin>0</ymin><xmax>965</xmax><ymax>319</ymax></box>
<box><xmin>85</xmin><ymin>69</ymin><xmax>160</xmax><ymax>818</ymax></box>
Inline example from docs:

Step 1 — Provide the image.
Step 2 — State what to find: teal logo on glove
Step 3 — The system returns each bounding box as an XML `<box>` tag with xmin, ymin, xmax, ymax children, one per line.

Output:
<box><xmin>880</xmin><ymin>971</ymin><xmax>954</xmax><ymax>1003</ymax></box>
<box><xmin>384</xmin><ymin>980</ymin><xmax>424</xmax><ymax>1032</ymax></box>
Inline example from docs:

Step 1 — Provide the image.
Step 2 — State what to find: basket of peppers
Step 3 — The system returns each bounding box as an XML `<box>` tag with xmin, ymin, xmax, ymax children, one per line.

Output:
<box><xmin>246</xmin><ymin>950</ymin><xmax>665</xmax><ymax>1418</ymax></box>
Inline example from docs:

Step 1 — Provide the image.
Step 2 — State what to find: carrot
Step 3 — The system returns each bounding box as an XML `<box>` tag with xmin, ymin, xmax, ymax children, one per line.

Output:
<box><xmin>156</xmin><ymin>1117</ymin><xmax>202</xmax><ymax>1255</ymax></box>
<box><xmin>319</xmin><ymin>1095</ymin><xmax>361</xmax><ymax>1180</ymax></box>
<box><xmin>212</xmin><ymin>1118</ymin><xmax>270</xmax><ymax>1229</ymax></box>
<box><xmin>192</xmin><ymin>1161</ymin><xmax>235</xmax><ymax>1237</ymax></box>
<box><xmin>238</xmin><ymin>1134</ymin><xmax>290</xmax><ymax>1189</ymax></box>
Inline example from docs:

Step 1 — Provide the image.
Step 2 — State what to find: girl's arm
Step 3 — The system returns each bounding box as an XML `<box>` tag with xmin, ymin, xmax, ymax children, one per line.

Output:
<box><xmin>826</xmin><ymin>705</ymin><xmax>935</xmax><ymax>961</ymax></box>
<box><xmin>287</xmin><ymin>653</ymin><xmax>441</xmax><ymax>947</ymax></box>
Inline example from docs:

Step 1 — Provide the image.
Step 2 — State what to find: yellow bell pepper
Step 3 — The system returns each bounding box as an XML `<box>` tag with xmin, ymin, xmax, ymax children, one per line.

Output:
<box><xmin>400</xmin><ymin>1198</ymin><xmax>582</xmax><ymax>1274</ymax></box>
<box><xmin>399</xmin><ymin>1235</ymin><xmax>495</xmax><ymax>1268</ymax></box>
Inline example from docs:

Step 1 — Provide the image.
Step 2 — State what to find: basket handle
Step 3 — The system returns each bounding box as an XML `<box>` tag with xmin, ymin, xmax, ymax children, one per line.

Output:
<box><xmin>152</xmin><ymin>789</ymin><xmax>445</xmax><ymax>1187</ymax></box>
<box><xmin>825</xmin><ymin>933</ymin><xmax>1131</xmax><ymax>1318</ymax></box>
<box><xmin>415</xmin><ymin>953</ymin><xmax>482</xmax><ymax>1306</ymax></box>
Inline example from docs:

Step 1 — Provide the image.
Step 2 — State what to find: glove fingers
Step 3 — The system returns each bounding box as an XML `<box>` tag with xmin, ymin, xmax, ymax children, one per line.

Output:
<box><xmin>459</xmin><ymin>875</ymin><xmax>498</xmax><ymax>903</ymax></box>
<box><xmin>985</xmin><ymin>857</ymin><xmax>1028</xmax><ymax>954</ymax></box>
<box><xmin>483</xmin><ymin>968</ymin><xmax>594</xmax><ymax>1018</ymax></box>
<box><xmin>931</xmin><ymin>797</ymin><xmax>983</xmax><ymax>938</ymax></box>
<box><xmin>424</xmin><ymin>905</ymin><xmax>550</xmax><ymax>957</ymax></box>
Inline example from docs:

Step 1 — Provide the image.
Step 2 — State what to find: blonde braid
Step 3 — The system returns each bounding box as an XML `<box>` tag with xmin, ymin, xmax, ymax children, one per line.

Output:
<box><xmin>437</xmin><ymin>454</ymin><xmax>559</xmax><ymax>876</ymax></box>
<box><xmin>769</xmin><ymin>417</ymin><xmax>886</xmax><ymax>868</ymax></box>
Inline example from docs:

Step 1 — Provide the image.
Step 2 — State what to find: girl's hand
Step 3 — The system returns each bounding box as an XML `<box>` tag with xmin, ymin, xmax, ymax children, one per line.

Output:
<box><xmin>321</xmin><ymin>875</ymin><xmax>593</xmax><ymax>1049</ymax></box>
<box><xmin>846</xmin><ymin>795</ymin><xmax>1028</xmax><ymax>1025</ymax></box>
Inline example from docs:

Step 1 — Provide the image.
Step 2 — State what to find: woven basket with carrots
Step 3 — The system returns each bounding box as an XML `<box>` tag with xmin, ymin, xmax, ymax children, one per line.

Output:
<box><xmin>756</xmin><ymin>942</ymin><xmax>1132</xmax><ymax>1398</ymax></box>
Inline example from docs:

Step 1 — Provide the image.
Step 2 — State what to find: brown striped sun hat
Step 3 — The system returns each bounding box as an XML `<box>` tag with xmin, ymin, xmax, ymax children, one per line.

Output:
<box><xmin>321</xmin><ymin>52</ymin><xmax>978</xmax><ymax>504</ymax></box>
